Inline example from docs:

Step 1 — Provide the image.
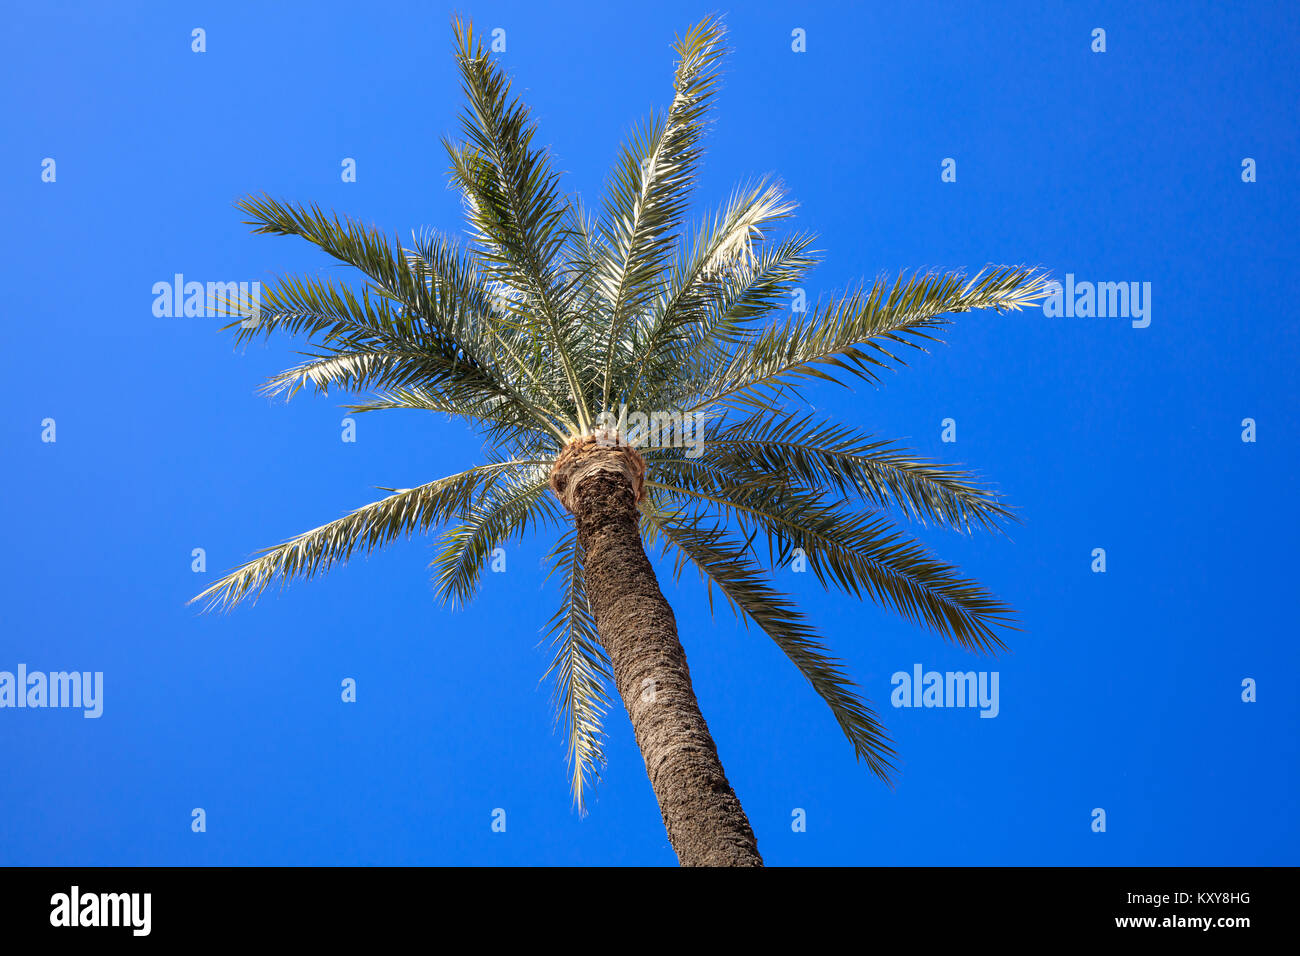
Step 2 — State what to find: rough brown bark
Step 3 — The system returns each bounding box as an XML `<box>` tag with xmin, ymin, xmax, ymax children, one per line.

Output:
<box><xmin>551</xmin><ymin>437</ymin><xmax>763</xmax><ymax>867</ymax></box>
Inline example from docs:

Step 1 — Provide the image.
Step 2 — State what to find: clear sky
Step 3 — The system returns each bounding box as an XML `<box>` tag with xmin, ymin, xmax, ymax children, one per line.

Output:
<box><xmin>2</xmin><ymin>0</ymin><xmax>1297</xmax><ymax>866</ymax></box>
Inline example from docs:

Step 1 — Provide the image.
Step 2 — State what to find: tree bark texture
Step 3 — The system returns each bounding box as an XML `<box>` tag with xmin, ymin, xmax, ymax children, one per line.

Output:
<box><xmin>551</xmin><ymin>437</ymin><xmax>763</xmax><ymax>867</ymax></box>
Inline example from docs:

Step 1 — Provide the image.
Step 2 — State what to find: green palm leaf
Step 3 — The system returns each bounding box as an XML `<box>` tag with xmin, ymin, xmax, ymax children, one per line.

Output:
<box><xmin>702</xmin><ymin>407</ymin><xmax>1016</xmax><ymax>532</ymax></box>
<box><xmin>190</xmin><ymin>461</ymin><xmax>538</xmax><ymax>611</ymax></box>
<box><xmin>642</xmin><ymin>499</ymin><xmax>897</xmax><ymax>781</ymax></box>
<box><xmin>541</xmin><ymin>530</ymin><xmax>613</xmax><ymax>813</ymax></box>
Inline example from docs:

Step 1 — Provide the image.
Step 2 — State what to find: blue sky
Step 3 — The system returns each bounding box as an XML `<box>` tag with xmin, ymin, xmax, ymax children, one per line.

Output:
<box><xmin>2</xmin><ymin>0</ymin><xmax>1297</xmax><ymax>866</ymax></box>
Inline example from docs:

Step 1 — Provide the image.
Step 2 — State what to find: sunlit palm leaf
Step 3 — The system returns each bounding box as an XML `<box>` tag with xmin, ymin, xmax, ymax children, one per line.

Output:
<box><xmin>686</xmin><ymin>267</ymin><xmax>1052</xmax><ymax>414</ymax></box>
<box><xmin>595</xmin><ymin>15</ymin><xmax>727</xmax><ymax>409</ymax></box>
<box><xmin>541</xmin><ymin>529</ymin><xmax>613</xmax><ymax>813</ymax></box>
<box><xmin>190</xmin><ymin>461</ymin><xmax>537</xmax><ymax>611</ymax></box>
<box><xmin>430</xmin><ymin>464</ymin><xmax>560</xmax><ymax>607</ymax></box>
<box><xmin>446</xmin><ymin>17</ymin><xmax>591</xmax><ymax>430</ymax></box>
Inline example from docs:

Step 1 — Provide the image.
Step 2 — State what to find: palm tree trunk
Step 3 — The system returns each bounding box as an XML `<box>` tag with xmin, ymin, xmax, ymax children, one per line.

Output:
<box><xmin>551</xmin><ymin>438</ymin><xmax>763</xmax><ymax>866</ymax></box>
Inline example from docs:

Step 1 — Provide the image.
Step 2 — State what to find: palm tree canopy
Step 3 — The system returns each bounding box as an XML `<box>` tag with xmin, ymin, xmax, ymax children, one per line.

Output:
<box><xmin>192</xmin><ymin>16</ymin><xmax>1049</xmax><ymax>811</ymax></box>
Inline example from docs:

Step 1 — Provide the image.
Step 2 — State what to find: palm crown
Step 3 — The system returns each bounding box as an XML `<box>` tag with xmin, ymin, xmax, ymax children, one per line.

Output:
<box><xmin>193</xmin><ymin>16</ymin><xmax>1048</xmax><ymax>816</ymax></box>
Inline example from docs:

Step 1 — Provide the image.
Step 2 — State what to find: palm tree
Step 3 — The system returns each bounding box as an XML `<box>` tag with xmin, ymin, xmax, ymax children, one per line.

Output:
<box><xmin>191</xmin><ymin>16</ymin><xmax>1048</xmax><ymax>867</ymax></box>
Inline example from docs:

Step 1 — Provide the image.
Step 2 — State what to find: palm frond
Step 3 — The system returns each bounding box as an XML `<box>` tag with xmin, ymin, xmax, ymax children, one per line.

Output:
<box><xmin>642</xmin><ymin>500</ymin><xmax>897</xmax><ymax>781</ymax></box>
<box><xmin>647</xmin><ymin>473</ymin><xmax>1015</xmax><ymax>653</ymax></box>
<box><xmin>595</xmin><ymin>15</ymin><xmax>728</xmax><ymax>410</ymax></box>
<box><xmin>189</xmin><ymin>461</ymin><xmax>535</xmax><ymax>611</ymax></box>
<box><xmin>404</xmin><ymin>225</ymin><xmax>578</xmax><ymax>431</ymax></box>
<box><xmin>229</xmin><ymin>198</ymin><xmax>572</xmax><ymax>441</ymax></box>
<box><xmin>540</xmin><ymin>529</ymin><xmax>613</xmax><ymax>813</ymax></box>
<box><xmin>233</xmin><ymin>195</ymin><xmax>425</xmax><ymax>335</ymax></box>
<box><xmin>687</xmin><ymin>267</ymin><xmax>1052</xmax><ymax>414</ymax></box>
<box><xmin>430</xmin><ymin>463</ymin><xmax>560</xmax><ymax>607</ymax></box>
<box><xmin>624</xmin><ymin>181</ymin><xmax>799</xmax><ymax>409</ymax></box>
<box><xmin>213</xmin><ymin>272</ymin><xmax>409</xmax><ymax>346</ymax></box>
<box><xmin>446</xmin><ymin>17</ymin><xmax>591</xmax><ymax>430</ymax></box>
<box><xmin>702</xmin><ymin>407</ymin><xmax>1016</xmax><ymax>532</ymax></box>
<box><xmin>260</xmin><ymin>347</ymin><xmax>446</xmax><ymax>399</ymax></box>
